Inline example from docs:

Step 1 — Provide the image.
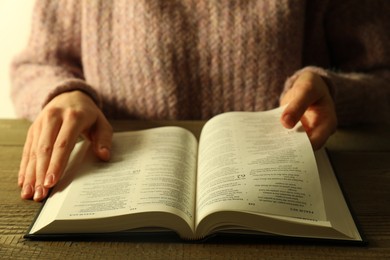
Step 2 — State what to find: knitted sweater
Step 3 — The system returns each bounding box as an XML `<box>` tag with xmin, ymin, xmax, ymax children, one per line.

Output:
<box><xmin>11</xmin><ymin>0</ymin><xmax>390</xmax><ymax>124</ymax></box>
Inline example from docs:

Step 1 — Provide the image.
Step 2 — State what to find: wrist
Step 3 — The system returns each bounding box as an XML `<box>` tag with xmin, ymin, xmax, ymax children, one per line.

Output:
<box><xmin>43</xmin><ymin>79</ymin><xmax>102</xmax><ymax>109</ymax></box>
<box><xmin>281</xmin><ymin>66</ymin><xmax>335</xmax><ymax>102</ymax></box>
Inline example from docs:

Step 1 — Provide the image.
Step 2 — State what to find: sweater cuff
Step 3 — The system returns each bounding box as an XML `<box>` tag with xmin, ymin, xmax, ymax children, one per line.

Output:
<box><xmin>42</xmin><ymin>79</ymin><xmax>102</xmax><ymax>109</ymax></box>
<box><xmin>281</xmin><ymin>66</ymin><xmax>336</xmax><ymax>101</ymax></box>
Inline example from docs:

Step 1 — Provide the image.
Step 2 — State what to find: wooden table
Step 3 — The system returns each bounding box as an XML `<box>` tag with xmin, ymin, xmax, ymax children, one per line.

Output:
<box><xmin>1</xmin><ymin>119</ymin><xmax>389</xmax><ymax>259</ymax></box>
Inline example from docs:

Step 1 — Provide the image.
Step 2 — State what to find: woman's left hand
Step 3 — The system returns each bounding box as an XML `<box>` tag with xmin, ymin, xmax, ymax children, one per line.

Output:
<box><xmin>280</xmin><ymin>71</ymin><xmax>337</xmax><ymax>150</ymax></box>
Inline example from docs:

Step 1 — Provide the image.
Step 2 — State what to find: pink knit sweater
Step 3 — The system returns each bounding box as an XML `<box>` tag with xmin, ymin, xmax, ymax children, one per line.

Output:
<box><xmin>11</xmin><ymin>0</ymin><xmax>390</xmax><ymax>124</ymax></box>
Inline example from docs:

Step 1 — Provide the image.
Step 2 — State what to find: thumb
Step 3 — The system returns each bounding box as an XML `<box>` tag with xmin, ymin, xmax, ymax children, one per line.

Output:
<box><xmin>280</xmin><ymin>72</ymin><xmax>323</xmax><ymax>129</ymax></box>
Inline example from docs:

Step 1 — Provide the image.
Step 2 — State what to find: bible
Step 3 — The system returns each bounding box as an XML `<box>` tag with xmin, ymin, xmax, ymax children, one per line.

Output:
<box><xmin>25</xmin><ymin>107</ymin><xmax>363</xmax><ymax>243</ymax></box>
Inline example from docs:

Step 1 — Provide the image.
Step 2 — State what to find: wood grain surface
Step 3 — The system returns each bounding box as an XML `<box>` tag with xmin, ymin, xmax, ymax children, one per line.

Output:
<box><xmin>0</xmin><ymin>119</ymin><xmax>389</xmax><ymax>259</ymax></box>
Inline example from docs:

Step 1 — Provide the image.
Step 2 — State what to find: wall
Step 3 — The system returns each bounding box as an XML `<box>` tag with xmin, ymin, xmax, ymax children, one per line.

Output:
<box><xmin>0</xmin><ymin>0</ymin><xmax>35</xmax><ymax>118</ymax></box>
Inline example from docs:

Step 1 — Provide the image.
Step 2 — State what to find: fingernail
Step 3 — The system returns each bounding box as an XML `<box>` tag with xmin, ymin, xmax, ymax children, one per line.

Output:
<box><xmin>99</xmin><ymin>147</ymin><xmax>111</xmax><ymax>161</ymax></box>
<box><xmin>44</xmin><ymin>174</ymin><xmax>55</xmax><ymax>187</ymax></box>
<box><xmin>283</xmin><ymin>114</ymin><xmax>295</xmax><ymax>128</ymax></box>
<box><xmin>34</xmin><ymin>186</ymin><xmax>43</xmax><ymax>201</ymax></box>
<box><xmin>22</xmin><ymin>184</ymin><xmax>33</xmax><ymax>198</ymax></box>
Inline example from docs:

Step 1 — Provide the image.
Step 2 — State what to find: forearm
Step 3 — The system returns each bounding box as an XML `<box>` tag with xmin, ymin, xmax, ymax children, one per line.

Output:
<box><xmin>10</xmin><ymin>0</ymin><xmax>100</xmax><ymax>121</ymax></box>
<box><xmin>327</xmin><ymin>70</ymin><xmax>390</xmax><ymax>125</ymax></box>
<box><xmin>11</xmin><ymin>62</ymin><xmax>100</xmax><ymax>121</ymax></box>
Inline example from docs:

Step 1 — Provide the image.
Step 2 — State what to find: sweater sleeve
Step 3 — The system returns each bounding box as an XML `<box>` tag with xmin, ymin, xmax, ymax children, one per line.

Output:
<box><xmin>283</xmin><ymin>0</ymin><xmax>390</xmax><ymax>126</ymax></box>
<box><xmin>10</xmin><ymin>0</ymin><xmax>100</xmax><ymax>121</ymax></box>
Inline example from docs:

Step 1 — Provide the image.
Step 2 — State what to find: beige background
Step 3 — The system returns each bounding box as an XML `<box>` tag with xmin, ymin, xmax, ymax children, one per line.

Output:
<box><xmin>0</xmin><ymin>0</ymin><xmax>35</xmax><ymax>118</ymax></box>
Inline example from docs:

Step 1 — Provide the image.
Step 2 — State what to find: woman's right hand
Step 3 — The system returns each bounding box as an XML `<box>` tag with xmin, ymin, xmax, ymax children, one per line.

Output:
<box><xmin>18</xmin><ymin>90</ymin><xmax>113</xmax><ymax>202</ymax></box>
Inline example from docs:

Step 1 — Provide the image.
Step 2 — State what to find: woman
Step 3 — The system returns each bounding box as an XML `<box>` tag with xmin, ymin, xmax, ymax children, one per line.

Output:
<box><xmin>11</xmin><ymin>0</ymin><xmax>390</xmax><ymax>201</ymax></box>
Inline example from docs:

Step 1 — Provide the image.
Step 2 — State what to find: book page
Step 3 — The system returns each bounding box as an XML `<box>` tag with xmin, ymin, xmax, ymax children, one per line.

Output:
<box><xmin>29</xmin><ymin>139</ymin><xmax>91</xmax><ymax>234</ymax></box>
<box><xmin>314</xmin><ymin>149</ymin><xmax>362</xmax><ymax>240</ymax></box>
<box><xmin>46</xmin><ymin>127</ymin><xmax>197</xmax><ymax>230</ymax></box>
<box><xmin>196</xmin><ymin>107</ymin><xmax>327</xmax><ymax>226</ymax></box>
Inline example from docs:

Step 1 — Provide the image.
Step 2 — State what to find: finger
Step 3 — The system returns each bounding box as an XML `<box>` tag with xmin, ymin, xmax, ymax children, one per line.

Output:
<box><xmin>33</xmin><ymin>115</ymin><xmax>62</xmax><ymax>201</ymax></box>
<box><xmin>43</xmin><ymin>115</ymin><xmax>83</xmax><ymax>189</ymax></box>
<box><xmin>306</xmin><ymin>121</ymin><xmax>336</xmax><ymax>150</ymax></box>
<box><xmin>301</xmin><ymin>113</ymin><xmax>337</xmax><ymax>150</ymax></box>
<box><xmin>281</xmin><ymin>83</ymin><xmax>321</xmax><ymax>129</ymax></box>
<box><xmin>21</xmin><ymin>123</ymin><xmax>42</xmax><ymax>200</ymax></box>
<box><xmin>90</xmin><ymin>115</ymin><xmax>113</xmax><ymax>161</ymax></box>
<box><xmin>18</xmin><ymin>126</ymin><xmax>34</xmax><ymax>187</ymax></box>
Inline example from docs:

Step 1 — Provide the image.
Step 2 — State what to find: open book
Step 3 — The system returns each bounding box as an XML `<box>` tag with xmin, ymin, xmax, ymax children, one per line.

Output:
<box><xmin>25</xmin><ymin>107</ymin><xmax>363</xmax><ymax>243</ymax></box>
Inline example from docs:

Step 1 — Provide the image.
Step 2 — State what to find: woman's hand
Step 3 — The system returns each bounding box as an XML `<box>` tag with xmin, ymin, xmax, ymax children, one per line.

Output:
<box><xmin>280</xmin><ymin>71</ymin><xmax>337</xmax><ymax>150</ymax></box>
<box><xmin>18</xmin><ymin>90</ymin><xmax>113</xmax><ymax>201</ymax></box>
